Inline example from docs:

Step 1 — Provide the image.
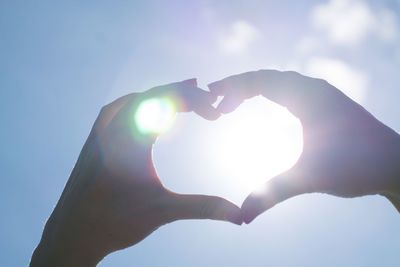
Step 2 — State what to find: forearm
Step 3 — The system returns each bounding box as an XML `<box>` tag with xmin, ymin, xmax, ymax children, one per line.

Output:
<box><xmin>30</xmin><ymin>233</ymin><xmax>102</xmax><ymax>267</ymax></box>
<box><xmin>30</xmin><ymin>240</ymin><xmax>98</xmax><ymax>267</ymax></box>
<box><xmin>30</xmin><ymin>211</ymin><xmax>104</xmax><ymax>267</ymax></box>
<box><xmin>381</xmin><ymin>126</ymin><xmax>400</xmax><ymax>213</ymax></box>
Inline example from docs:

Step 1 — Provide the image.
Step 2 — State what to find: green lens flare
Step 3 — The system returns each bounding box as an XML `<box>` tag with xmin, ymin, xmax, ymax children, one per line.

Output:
<box><xmin>134</xmin><ymin>98</ymin><xmax>176</xmax><ymax>134</ymax></box>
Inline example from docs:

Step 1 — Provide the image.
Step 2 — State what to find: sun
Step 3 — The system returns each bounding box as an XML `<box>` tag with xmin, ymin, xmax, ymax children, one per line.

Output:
<box><xmin>208</xmin><ymin>96</ymin><xmax>303</xmax><ymax>195</ymax></box>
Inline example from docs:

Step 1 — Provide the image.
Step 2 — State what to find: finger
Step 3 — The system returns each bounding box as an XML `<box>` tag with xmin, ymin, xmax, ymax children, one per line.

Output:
<box><xmin>241</xmin><ymin>169</ymin><xmax>311</xmax><ymax>224</ymax></box>
<box><xmin>166</xmin><ymin>193</ymin><xmax>243</xmax><ymax>225</ymax></box>
<box><xmin>208</xmin><ymin>71</ymin><xmax>260</xmax><ymax>114</ymax></box>
<box><xmin>208</xmin><ymin>70</ymin><xmax>339</xmax><ymax>121</ymax></box>
<box><xmin>208</xmin><ymin>71</ymin><xmax>262</xmax><ymax>96</ymax></box>
<box><xmin>147</xmin><ymin>78</ymin><xmax>221</xmax><ymax>120</ymax></box>
<box><xmin>214</xmin><ymin>92</ymin><xmax>244</xmax><ymax>114</ymax></box>
<box><xmin>173</xmin><ymin>79</ymin><xmax>220</xmax><ymax>120</ymax></box>
<box><xmin>180</xmin><ymin>78</ymin><xmax>198</xmax><ymax>87</ymax></box>
<box><xmin>208</xmin><ymin>70</ymin><xmax>313</xmax><ymax>107</ymax></box>
<box><xmin>107</xmin><ymin>79</ymin><xmax>221</xmax><ymax>143</ymax></box>
<box><xmin>190</xmin><ymin>90</ymin><xmax>221</xmax><ymax>120</ymax></box>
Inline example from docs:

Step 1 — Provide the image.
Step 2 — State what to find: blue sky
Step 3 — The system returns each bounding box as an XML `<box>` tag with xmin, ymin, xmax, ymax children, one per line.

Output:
<box><xmin>1</xmin><ymin>0</ymin><xmax>400</xmax><ymax>266</ymax></box>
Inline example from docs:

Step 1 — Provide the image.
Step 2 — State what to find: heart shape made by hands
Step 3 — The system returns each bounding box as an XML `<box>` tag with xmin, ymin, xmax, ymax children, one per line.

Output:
<box><xmin>153</xmin><ymin>96</ymin><xmax>303</xmax><ymax>205</ymax></box>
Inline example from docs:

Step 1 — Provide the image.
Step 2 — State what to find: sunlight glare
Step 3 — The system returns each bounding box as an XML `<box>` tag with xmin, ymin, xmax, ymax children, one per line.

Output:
<box><xmin>209</xmin><ymin>97</ymin><xmax>303</xmax><ymax>196</ymax></box>
<box><xmin>134</xmin><ymin>98</ymin><xmax>176</xmax><ymax>134</ymax></box>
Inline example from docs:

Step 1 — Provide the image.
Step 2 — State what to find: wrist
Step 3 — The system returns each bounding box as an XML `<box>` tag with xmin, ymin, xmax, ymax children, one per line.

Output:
<box><xmin>389</xmin><ymin>132</ymin><xmax>400</xmax><ymax>195</ymax></box>
<box><xmin>30</xmin><ymin>213</ymin><xmax>104</xmax><ymax>267</ymax></box>
<box><xmin>30</xmin><ymin>236</ymin><xmax>102</xmax><ymax>267</ymax></box>
<box><xmin>380</xmin><ymin>128</ymin><xmax>400</xmax><ymax>212</ymax></box>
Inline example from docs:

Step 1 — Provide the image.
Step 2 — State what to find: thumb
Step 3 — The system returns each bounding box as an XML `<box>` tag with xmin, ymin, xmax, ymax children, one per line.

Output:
<box><xmin>166</xmin><ymin>193</ymin><xmax>243</xmax><ymax>225</ymax></box>
<box><xmin>241</xmin><ymin>169</ymin><xmax>311</xmax><ymax>224</ymax></box>
<box><xmin>208</xmin><ymin>72</ymin><xmax>260</xmax><ymax>114</ymax></box>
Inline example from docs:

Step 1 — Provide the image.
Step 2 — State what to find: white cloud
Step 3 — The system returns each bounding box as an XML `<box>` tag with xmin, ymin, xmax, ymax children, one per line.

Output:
<box><xmin>218</xmin><ymin>20</ymin><xmax>260</xmax><ymax>54</ymax></box>
<box><xmin>311</xmin><ymin>0</ymin><xmax>398</xmax><ymax>45</ymax></box>
<box><xmin>305</xmin><ymin>57</ymin><xmax>367</xmax><ymax>103</ymax></box>
<box><xmin>295</xmin><ymin>36</ymin><xmax>320</xmax><ymax>56</ymax></box>
<box><xmin>376</xmin><ymin>9</ymin><xmax>398</xmax><ymax>41</ymax></box>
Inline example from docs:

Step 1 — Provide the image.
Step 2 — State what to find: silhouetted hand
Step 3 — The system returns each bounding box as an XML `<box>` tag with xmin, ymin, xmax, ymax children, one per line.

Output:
<box><xmin>209</xmin><ymin>70</ymin><xmax>400</xmax><ymax>223</ymax></box>
<box><xmin>30</xmin><ymin>79</ymin><xmax>242</xmax><ymax>267</ymax></box>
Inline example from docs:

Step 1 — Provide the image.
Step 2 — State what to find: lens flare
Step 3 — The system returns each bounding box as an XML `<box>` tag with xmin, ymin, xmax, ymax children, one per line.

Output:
<box><xmin>134</xmin><ymin>98</ymin><xmax>176</xmax><ymax>134</ymax></box>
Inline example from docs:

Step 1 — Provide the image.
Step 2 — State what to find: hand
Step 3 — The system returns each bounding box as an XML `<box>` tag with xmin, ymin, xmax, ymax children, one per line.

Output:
<box><xmin>30</xmin><ymin>79</ymin><xmax>242</xmax><ymax>267</ymax></box>
<box><xmin>208</xmin><ymin>70</ymin><xmax>400</xmax><ymax>223</ymax></box>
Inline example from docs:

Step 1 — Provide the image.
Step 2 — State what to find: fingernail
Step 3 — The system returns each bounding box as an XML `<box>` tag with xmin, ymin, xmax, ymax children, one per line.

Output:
<box><xmin>225</xmin><ymin>209</ymin><xmax>243</xmax><ymax>225</ymax></box>
<box><xmin>183</xmin><ymin>78</ymin><xmax>197</xmax><ymax>87</ymax></box>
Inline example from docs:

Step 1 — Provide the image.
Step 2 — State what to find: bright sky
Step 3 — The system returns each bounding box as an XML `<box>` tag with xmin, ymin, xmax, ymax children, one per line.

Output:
<box><xmin>1</xmin><ymin>0</ymin><xmax>400</xmax><ymax>266</ymax></box>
